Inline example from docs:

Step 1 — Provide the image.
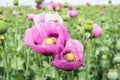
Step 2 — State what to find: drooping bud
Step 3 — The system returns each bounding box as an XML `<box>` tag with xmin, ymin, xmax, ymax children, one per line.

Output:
<box><xmin>83</xmin><ymin>32</ymin><xmax>91</xmax><ymax>40</ymax></box>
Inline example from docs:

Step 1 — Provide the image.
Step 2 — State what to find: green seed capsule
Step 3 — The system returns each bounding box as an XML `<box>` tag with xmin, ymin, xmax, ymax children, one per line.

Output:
<box><xmin>83</xmin><ymin>20</ymin><xmax>93</xmax><ymax>30</ymax></box>
<box><xmin>35</xmin><ymin>0</ymin><xmax>41</xmax><ymax>4</ymax></box>
<box><xmin>107</xmin><ymin>69</ymin><xmax>118</xmax><ymax>80</ymax></box>
<box><xmin>63</xmin><ymin>2</ymin><xmax>68</xmax><ymax>8</ymax></box>
<box><xmin>13</xmin><ymin>0</ymin><xmax>19</xmax><ymax>6</ymax></box>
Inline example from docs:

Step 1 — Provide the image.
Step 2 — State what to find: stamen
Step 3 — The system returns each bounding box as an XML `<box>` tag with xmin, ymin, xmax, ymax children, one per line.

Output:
<box><xmin>44</xmin><ymin>37</ymin><xmax>56</xmax><ymax>45</ymax></box>
<box><xmin>64</xmin><ymin>53</ymin><xmax>76</xmax><ymax>62</ymax></box>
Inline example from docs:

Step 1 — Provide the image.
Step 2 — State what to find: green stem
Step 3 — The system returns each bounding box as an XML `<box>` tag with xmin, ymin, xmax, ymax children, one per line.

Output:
<box><xmin>2</xmin><ymin>41</ymin><xmax>9</xmax><ymax>80</ymax></box>
<box><xmin>56</xmin><ymin>69</ymin><xmax>60</xmax><ymax>80</ymax></box>
<box><xmin>26</xmin><ymin>50</ymin><xmax>30</xmax><ymax>80</ymax></box>
<box><xmin>85</xmin><ymin>40</ymin><xmax>91</xmax><ymax>80</ymax></box>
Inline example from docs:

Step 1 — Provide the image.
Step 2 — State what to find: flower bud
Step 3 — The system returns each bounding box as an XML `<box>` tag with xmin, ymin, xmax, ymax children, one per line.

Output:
<box><xmin>83</xmin><ymin>20</ymin><xmax>93</xmax><ymax>30</ymax></box>
<box><xmin>107</xmin><ymin>69</ymin><xmax>118</xmax><ymax>80</ymax></box>
<box><xmin>101</xmin><ymin>17</ymin><xmax>106</xmax><ymax>23</ymax></box>
<box><xmin>0</xmin><ymin>21</ymin><xmax>8</xmax><ymax>35</ymax></box>
<box><xmin>13</xmin><ymin>0</ymin><xmax>19</xmax><ymax>6</ymax></box>
<box><xmin>83</xmin><ymin>32</ymin><xmax>91</xmax><ymax>40</ymax></box>
<box><xmin>108</xmin><ymin>0</ymin><xmax>112</xmax><ymax>4</ymax></box>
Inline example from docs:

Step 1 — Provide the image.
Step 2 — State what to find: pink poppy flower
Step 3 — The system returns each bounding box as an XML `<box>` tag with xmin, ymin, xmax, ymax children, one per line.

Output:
<box><xmin>93</xmin><ymin>24</ymin><xmax>102</xmax><ymax>38</ymax></box>
<box><xmin>48</xmin><ymin>2</ymin><xmax>62</xmax><ymax>11</ymax></box>
<box><xmin>52</xmin><ymin>39</ymin><xmax>85</xmax><ymax>71</ymax></box>
<box><xmin>99</xmin><ymin>11</ymin><xmax>104</xmax><ymax>15</ymax></box>
<box><xmin>36</xmin><ymin>4</ymin><xmax>42</xmax><ymax>9</ymax></box>
<box><xmin>33</xmin><ymin>12</ymin><xmax>63</xmax><ymax>24</ymax></box>
<box><xmin>23</xmin><ymin>22</ymin><xmax>70</xmax><ymax>56</ymax></box>
<box><xmin>67</xmin><ymin>10</ymin><xmax>78</xmax><ymax>18</ymax></box>
<box><xmin>86</xmin><ymin>2</ymin><xmax>91</xmax><ymax>6</ymax></box>
<box><xmin>27</xmin><ymin>14</ymin><xmax>35</xmax><ymax>21</ymax></box>
<box><xmin>12</xmin><ymin>10</ymin><xmax>18</xmax><ymax>16</ymax></box>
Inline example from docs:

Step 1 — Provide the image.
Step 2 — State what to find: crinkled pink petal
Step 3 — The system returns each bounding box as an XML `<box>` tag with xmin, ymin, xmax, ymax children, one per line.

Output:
<box><xmin>33</xmin><ymin>12</ymin><xmax>45</xmax><ymax>24</ymax></box>
<box><xmin>45</xmin><ymin>13</ymin><xmax>63</xmax><ymax>24</ymax></box>
<box><xmin>52</xmin><ymin>60</ymin><xmax>85</xmax><ymax>71</ymax></box>
<box><xmin>33</xmin><ymin>12</ymin><xmax>63</xmax><ymax>24</ymax></box>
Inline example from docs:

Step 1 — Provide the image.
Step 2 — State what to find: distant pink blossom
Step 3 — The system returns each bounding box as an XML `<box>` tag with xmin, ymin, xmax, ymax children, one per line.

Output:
<box><xmin>27</xmin><ymin>14</ymin><xmax>35</xmax><ymax>21</ymax></box>
<box><xmin>93</xmin><ymin>24</ymin><xmax>102</xmax><ymax>38</ymax></box>
<box><xmin>48</xmin><ymin>2</ymin><xmax>62</xmax><ymax>11</ymax></box>
<box><xmin>12</xmin><ymin>10</ymin><xmax>18</xmax><ymax>16</ymax></box>
<box><xmin>86</xmin><ymin>2</ymin><xmax>91</xmax><ymax>6</ymax></box>
<box><xmin>67</xmin><ymin>10</ymin><xmax>78</xmax><ymax>18</ymax></box>
<box><xmin>33</xmin><ymin>12</ymin><xmax>63</xmax><ymax>24</ymax></box>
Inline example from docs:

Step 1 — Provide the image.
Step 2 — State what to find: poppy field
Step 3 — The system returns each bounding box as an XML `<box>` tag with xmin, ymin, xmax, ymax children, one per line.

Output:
<box><xmin>0</xmin><ymin>1</ymin><xmax>120</xmax><ymax>80</ymax></box>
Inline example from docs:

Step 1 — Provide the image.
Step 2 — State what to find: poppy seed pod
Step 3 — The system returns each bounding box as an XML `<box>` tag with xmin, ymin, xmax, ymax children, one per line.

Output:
<box><xmin>107</xmin><ymin>69</ymin><xmax>118</xmax><ymax>80</ymax></box>
<box><xmin>83</xmin><ymin>20</ymin><xmax>93</xmax><ymax>30</ymax></box>
<box><xmin>13</xmin><ymin>0</ymin><xmax>19</xmax><ymax>6</ymax></box>
<box><xmin>35</xmin><ymin>0</ymin><xmax>41</xmax><ymax>4</ymax></box>
<box><xmin>113</xmin><ymin>53</ymin><xmax>120</xmax><ymax>63</ymax></box>
<box><xmin>63</xmin><ymin>2</ymin><xmax>68</xmax><ymax>8</ymax></box>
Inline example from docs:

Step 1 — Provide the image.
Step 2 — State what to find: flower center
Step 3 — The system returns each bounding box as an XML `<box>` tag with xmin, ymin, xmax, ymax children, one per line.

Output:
<box><xmin>64</xmin><ymin>53</ymin><xmax>76</xmax><ymax>62</ymax></box>
<box><xmin>44</xmin><ymin>37</ymin><xmax>57</xmax><ymax>45</ymax></box>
